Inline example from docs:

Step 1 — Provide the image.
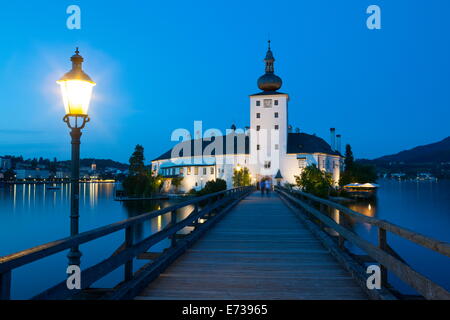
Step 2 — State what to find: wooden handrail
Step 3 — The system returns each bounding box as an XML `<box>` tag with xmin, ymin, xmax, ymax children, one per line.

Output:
<box><xmin>0</xmin><ymin>186</ymin><xmax>254</xmax><ymax>300</ymax></box>
<box><xmin>279</xmin><ymin>187</ymin><xmax>450</xmax><ymax>257</ymax></box>
<box><xmin>276</xmin><ymin>187</ymin><xmax>450</xmax><ymax>300</ymax></box>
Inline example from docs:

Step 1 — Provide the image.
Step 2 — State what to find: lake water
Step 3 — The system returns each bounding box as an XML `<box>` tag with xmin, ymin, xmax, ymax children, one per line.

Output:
<box><xmin>0</xmin><ymin>182</ymin><xmax>190</xmax><ymax>299</ymax></box>
<box><xmin>0</xmin><ymin>180</ymin><xmax>449</xmax><ymax>299</ymax></box>
<box><xmin>344</xmin><ymin>179</ymin><xmax>450</xmax><ymax>295</ymax></box>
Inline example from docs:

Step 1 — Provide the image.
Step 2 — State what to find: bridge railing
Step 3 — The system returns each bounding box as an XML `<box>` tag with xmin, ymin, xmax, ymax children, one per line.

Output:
<box><xmin>276</xmin><ymin>186</ymin><xmax>450</xmax><ymax>300</ymax></box>
<box><xmin>0</xmin><ymin>186</ymin><xmax>254</xmax><ymax>300</ymax></box>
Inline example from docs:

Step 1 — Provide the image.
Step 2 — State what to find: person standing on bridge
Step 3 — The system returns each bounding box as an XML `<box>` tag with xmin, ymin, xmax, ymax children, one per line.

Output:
<box><xmin>260</xmin><ymin>180</ymin><xmax>265</xmax><ymax>196</ymax></box>
<box><xmin>265</xmin><ymin>179</ymin><xmax>271</xmax><ymax>196</ymax></box>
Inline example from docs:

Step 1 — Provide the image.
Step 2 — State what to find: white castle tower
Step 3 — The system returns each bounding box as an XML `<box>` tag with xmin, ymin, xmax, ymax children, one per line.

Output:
<box><xmin>249</xmin><ymin>41</ymin><xmax>288</xmax><ymax>181</ymax></box>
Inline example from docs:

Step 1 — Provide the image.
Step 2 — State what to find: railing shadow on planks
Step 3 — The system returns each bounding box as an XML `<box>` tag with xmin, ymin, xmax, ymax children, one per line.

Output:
<box><xmin>276</xmin><ymin>186</ymin><xmax>450</xmax><ymax>300</ymax></box>
<box><xmin>0</xmin><ymin>186</ymin><xmax>254</xmax><ymax>300</ymax></box>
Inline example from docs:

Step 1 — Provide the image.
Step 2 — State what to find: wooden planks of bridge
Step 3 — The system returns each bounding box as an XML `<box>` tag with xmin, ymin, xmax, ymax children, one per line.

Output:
<box><xmin>136</xmin><ymin>192</ymin><xmax>368</xmax><ymax>300</ymax></box>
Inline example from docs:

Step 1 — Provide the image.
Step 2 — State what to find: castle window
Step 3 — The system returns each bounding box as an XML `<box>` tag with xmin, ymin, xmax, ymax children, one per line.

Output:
<box><xmin>256</xmin><ymin>125</ymin><xmax>260</xmax><ymax>131</ymax></box>
<box><xmin>210</xmin><ymin>167</ymin><xmax>214</xmax><ymax>174</ymax></box>
<box><xmin>179</xmin><ymin>168</ymin><xmax>184</xmax><ymax>175</ymax></box>
<box><xmin>274</xmin><ymin>125</ymin><xmax>279</xmax><ymax>130</ymax></box>
<box><xmin>256</xmin><ymin>113</ymin><xmax>260</xmax><ymax>118</ymax></box>
<box><xmin>263</xmin><ymin>99</ymin><xmax>272</xmax><ymax>108</ymax></box>
<box><xmin>275</xmin><ymin>144</ymin><xmax>279</xmax><ymax>150</ymax></box>
<box><xmin>256</xmin><ymin>101</ymin><xmax>261</xmax><ymax>106</ymax></box>
<box><xmin>264</xmin><ymin>161</ymin><xmax>271</xmax><ymax>169</ymax></box>
<box><xmin>203</xmin><ymin>168</ymin><xmax>207</xmax><ymax>175</ymax></box>
<box><xmin>257</xmin><ymin>144</ymin><xmax>260</xmax><ymax>150</ymax></box>
<box><xmin>187</xmin><ymin>167</ymin><xmax>191</xmax><ymax>175</ymax></box>
<box><xmin>194</xmin><ymin>167</ymin><xmax>198</xmax><ymax>175</ymax></box>
<box><xmin>298</xmin><ymin>159</ymin><xmax>306</xmax><ymax>168</ymax></box>
<box><xmin>274</xmin><ymin>100</ymin><xmax>279</xmax><ymax>106</ymax></box>
<box><xmin>274</xmin><ymin>112</ymin><xmax>278</xmax><ymax>118</ymax></box>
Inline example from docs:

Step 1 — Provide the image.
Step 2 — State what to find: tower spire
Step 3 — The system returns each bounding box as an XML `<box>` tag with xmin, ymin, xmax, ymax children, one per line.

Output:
<box><xmin>264</xmin><ymin>41</ymin><xmax>275</xmax><ymax>74</ymax></box>
<box><xmin>257</xmin><ymin>41</ymin><xmax>282</xmax><ymax>91</ymax></box>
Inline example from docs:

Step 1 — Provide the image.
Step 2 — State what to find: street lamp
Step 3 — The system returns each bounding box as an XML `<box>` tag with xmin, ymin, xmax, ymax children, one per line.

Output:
<box><xmin>57</xmin><ymin>48</ymin><xmax>96</xmax><ymax>266</ymax></box>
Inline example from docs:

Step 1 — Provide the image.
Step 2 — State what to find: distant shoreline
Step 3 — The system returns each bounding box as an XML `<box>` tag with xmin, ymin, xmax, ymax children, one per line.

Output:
<box><xmin>0</xmin><ymin>180</ymin><xmax>116</xmax><ymax>185</ymax></box>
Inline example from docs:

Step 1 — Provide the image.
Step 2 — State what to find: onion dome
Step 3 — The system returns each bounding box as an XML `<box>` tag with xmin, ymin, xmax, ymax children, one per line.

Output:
<box><xmin>257</xmin><ymin>40</ymin><xmax>282</xmax><ymax>91</ymax></box>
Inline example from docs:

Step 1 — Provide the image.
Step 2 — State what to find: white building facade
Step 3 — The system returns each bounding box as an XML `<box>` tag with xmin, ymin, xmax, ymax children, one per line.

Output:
<box><xmin>151</xmin><ymin>42</ymin><xmax>343</xmax><ymax>193</ymax></box>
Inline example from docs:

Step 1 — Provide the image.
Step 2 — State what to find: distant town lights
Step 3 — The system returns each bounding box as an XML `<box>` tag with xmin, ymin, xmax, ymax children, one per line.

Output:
<box><xmin>57</xmin><ymin>48</ymin><xmax>95</xmax><ymax>117</ymax></box>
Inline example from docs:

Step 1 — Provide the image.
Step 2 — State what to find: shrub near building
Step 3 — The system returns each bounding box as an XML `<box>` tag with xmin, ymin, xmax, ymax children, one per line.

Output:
<box><xmin>294</xmin><ymin>164</ymin><xmax>333</xmax><ymax>198</ymax></box>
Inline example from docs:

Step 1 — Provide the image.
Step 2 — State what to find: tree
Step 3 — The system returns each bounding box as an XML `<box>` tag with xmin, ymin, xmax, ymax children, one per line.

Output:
<box><xmin>232</xmin><ymin>167</ymin><xmax>251</xmax><ymax>187</ymax></box>
<box><xmin>122</xmin><ymin>173</ymin><xmax>163</xmax><ymax>197</ymax></box>
<box><xmin>129</xmin><ymin>144</ymin><xmax>145</xmax><ymax>176</ymax></box>
<box><xmin>171</xmin><ymin>176</ymin><xmax>184</xmax><ymax>193</ymax></box>
<box><xmin>344</xmin><ymin>144</ymin><xmax>354</xmax><ymax>170</ymax></box>
<box><xmin>294</xmin><ymin>164</ymin><xmax>333</xmax><ymax>198</ymax></box>
<box><xmin>339</xmin><ymin>144</ymin><xmax>377</xmax><ymax>186</ymax></box>
<box><xmin>196</xmin><ymin>179</ymin><xmax>227</xmax><ymax>196</ymax></box>
<box><xmin>122</xmin><ymin>145</ymin><xmax>164</xmax><ymax>197</ymax></box>
<box><xmin>3</xmin><ymin>169</ymin><xmax>15</xmax><ymax>181</ymax></box>
<box><xmin>340</xmin><ymin>162</ymin><xmax>377</xmax><ymax>186</ymax></box>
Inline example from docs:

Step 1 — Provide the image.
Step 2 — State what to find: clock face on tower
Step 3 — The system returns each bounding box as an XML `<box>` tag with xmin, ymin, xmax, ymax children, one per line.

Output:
<box><xmin>263</xmin><ymin>99</ymin><xmax>272</xmax><ymax>108</ymax></box>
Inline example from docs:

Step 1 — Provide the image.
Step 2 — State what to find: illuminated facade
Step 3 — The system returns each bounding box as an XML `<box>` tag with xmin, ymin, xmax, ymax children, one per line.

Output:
<box><xmin>151</xmin><ymin>43</ymin><xmax>343</xmax><ymax>192</ymax></box>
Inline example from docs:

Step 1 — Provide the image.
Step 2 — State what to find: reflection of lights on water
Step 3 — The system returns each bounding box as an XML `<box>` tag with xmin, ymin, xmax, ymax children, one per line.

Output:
<box><xmin>157</xmin><ymin>216</ymin><xmax>162</xmax><ymax>230</ymax></box>
<box><xmin>13</xmin><ymin>184</ymin><xmax>16</xmax><ymax>209</ymax></box>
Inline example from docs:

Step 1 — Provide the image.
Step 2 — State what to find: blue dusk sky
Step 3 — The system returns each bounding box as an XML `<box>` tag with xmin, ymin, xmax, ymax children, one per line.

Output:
<box><xmin>0</xmin><ymin>0</ymin><xmax>449</xmax><ymax>163</ymax></box>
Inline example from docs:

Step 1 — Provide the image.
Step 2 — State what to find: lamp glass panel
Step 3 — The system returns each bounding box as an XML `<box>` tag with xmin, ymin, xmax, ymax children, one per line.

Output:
<box><xmin>58</xmin><ymin>80</ymin><xmax>95</xmax><ymax>116</ymax></box>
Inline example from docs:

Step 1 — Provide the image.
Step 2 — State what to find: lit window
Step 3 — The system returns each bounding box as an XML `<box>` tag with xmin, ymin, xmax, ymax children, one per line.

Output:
<box><xmin>298</xmin><ymin>158</ymin><xmax>307</xmax><ymax>168</ymax></box>
<box><xmin>194</xmin><ymin>167</ymin><xmax>198</xmax><ymax>175</ymax></box>
<box><xmin>187</xmin><ymin>167</ymin><xmax>191</xmax><ymax>175</ymax></box>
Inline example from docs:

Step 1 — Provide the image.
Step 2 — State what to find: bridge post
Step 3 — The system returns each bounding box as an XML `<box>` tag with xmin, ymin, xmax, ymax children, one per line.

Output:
<box><xmin>318</xmin><ymin>203</ymin><xmax>326</xmax><ymax>228</ymax></box>
<box><xmin>0</xmin><ymin>271</ymin><xmax>11</xmax><ymax>300</ymax></box>
<box><xmin>170</xmin><ymin>210</ymin><xmax>177</xmax><ymax>247</ymax></box>
<box><xmin>193</xmin><ymin>203</ymin><xmax>199</xmax><ymax>227</ymax></box>
<box><xmin>338</xmin><ymin>211</ymin><xmax>345</xmax><ymax>248</ymax></box>
<box><xmin>378</xmin><ymin>228</ymin><xmax>388</xmax><ymax>286</ymax></box>
<box><xmin>124</xmin><ymin>227</ymin><xmax>134</xmax><ymax>281</ymax></box>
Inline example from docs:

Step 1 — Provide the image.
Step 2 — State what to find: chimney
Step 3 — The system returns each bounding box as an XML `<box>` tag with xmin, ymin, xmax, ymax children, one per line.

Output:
<box><xmin>336</xmin><ymin>134</ymin><xmax>342</xmax><ymax>154</ymax></box>
<box><xmin>330</xmin><ymin>128</ymin><xmax>336</xmax><ymax>151</ymax></box>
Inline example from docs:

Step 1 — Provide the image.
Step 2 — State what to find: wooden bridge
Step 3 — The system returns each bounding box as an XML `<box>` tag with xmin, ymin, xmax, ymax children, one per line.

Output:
<box><xmin>1</xmin><ymin>186</ymin><xmax>449</xmax><ymax>300</ymax></box>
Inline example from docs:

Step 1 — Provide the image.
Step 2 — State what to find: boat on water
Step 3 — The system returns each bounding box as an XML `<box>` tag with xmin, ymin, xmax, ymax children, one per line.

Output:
<box><xmin>343</xmin><ymin>183</ymin><xmax>379</xmax><ymax>199</ymax></box>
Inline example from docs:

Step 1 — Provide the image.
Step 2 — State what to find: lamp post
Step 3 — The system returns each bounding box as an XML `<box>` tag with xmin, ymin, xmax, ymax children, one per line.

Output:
<box><xmin>57</xmin><ymin>48</ymin><xmax>96</xmax><ymax>266</ymax></box>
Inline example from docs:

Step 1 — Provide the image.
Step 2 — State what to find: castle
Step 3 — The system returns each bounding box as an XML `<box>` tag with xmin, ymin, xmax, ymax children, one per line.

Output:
<box><xmin>151</xmin><ymin>42</ymin><xmax>342</xmax><ymax>192</ymax></box>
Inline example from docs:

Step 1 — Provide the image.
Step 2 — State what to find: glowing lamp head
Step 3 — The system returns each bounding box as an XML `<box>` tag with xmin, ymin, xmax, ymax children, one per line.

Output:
<box><xmin>57</xmin><ymin>48</ymin><xmax>96</xmax><ymax>117</ymax></box>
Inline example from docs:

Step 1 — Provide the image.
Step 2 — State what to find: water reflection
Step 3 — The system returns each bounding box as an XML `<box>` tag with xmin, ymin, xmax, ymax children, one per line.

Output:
<box><xmin>347</xmin><ymin>199</ymin><xmax>378</xmax><ymax>232</ymax></box>
<box><xmin>0</xmin><ymin>182</ymin><xmax>189</xmax><ymax>298</ymax></box>
<box><xmin>120</xmin><ymin>199</ymin><xmax>195</xmax><ymax>243</ymax></box>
